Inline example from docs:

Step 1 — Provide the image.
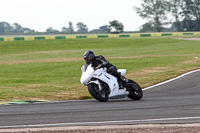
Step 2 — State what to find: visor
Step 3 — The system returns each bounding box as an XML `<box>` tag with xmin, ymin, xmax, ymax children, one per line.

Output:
<box><xmin>84</xmin><ymin>57</ymin><xmax>90</xmax><ymax>61</ymax></box>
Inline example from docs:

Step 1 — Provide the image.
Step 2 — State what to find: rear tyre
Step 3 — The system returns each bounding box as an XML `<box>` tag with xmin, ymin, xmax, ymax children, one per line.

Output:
<box><xmin>127</xmin><ymin>80</ymin><xmax>143</xmax><ymax>100</ymax></box>
<box><xmin>88</xmin><ymin>84</ymin><xmax>109</xmax><ymax>102</ymax></box>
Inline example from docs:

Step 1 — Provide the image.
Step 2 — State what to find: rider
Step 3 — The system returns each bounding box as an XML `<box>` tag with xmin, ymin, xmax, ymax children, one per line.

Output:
<box><xmin>83</xmin><ymin>50</ymin><xmax>128</xmax><ymax>88</ymax></box>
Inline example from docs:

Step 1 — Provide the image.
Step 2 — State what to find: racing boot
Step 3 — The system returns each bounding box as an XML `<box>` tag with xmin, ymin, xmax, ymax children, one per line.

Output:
<box><xmin>118</xmin><ymin>76</ymin><xmax>128</xmax><ymax>89</ymax></box>
<box><xmin>120</xmin><ymin>75</ymin><xmax>129</xmax><ymax>83</ymax></box>
<box><xmin>118</xmin><ymin>80</ymin><xmax>125</xmax><ymax>89</ymax></box>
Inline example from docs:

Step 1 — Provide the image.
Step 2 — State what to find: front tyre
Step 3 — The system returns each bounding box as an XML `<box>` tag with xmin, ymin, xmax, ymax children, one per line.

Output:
<box><xmin>88</xmin><ymin>84</ymin><xmax>109</xmax><ymax>102</ymax></box>
<box><xmin>127</xmin><ymin>80</ymin><xmax>143</xmax><ymax>100</ymax></box>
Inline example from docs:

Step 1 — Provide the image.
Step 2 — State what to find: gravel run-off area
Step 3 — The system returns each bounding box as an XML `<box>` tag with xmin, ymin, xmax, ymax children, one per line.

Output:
<box><xmin>1</xmin><ymin>123</ymin><xmax>200</xmax><ymax>133</ymax></box>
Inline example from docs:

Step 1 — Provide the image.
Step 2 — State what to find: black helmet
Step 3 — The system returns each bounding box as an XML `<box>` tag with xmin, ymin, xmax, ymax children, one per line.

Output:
<box><xmin>83</xmin><ymin>50</ymin><xmax>95</xmax><ymax>64</ymax></box>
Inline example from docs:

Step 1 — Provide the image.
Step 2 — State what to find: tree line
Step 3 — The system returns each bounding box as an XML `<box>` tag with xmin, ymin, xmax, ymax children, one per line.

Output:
<box><xmin>0</xmin><ymin>20</ymin><xmax>124</xmax><ymax>35</ymax></box>
<box><xmin>3</xmin><ymin>0</ymin><xmax>199</xmax><ymax>35</ymax></box>
<box><xmin>135</xmin><ymin>0</ymin><xmax>200</xmax><ymax>32</ymax></box>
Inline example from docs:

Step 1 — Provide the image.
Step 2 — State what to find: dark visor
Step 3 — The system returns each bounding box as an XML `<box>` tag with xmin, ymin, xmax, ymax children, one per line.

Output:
<box><xmin>85</xmin><ymin>57</ymin><xmax>90</xmax><ymax>61</ymax></box>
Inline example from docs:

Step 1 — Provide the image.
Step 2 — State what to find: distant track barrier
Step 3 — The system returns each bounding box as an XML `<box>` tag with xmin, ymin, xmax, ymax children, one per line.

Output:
<box><xmin>0</xmin><ymin>32</ymin><xmax>200</xmax><ymax>41</ymax></box>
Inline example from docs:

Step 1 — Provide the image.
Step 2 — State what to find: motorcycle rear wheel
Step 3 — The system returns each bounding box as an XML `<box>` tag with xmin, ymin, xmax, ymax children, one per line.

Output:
<box><xmin>88</xmin><ymin>83</ymin><xmax>109</xmax><ymax>102</ymax></box>
<box><xmin>127</xmin><ymin>80</ymin><xmax>143</xmax><ymax>100</ymax></box>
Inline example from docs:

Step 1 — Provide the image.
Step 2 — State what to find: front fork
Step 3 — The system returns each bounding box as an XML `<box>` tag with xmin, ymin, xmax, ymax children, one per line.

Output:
<box><xmin>88</xmin><ymin>80</ymin><xmax>103</xmax><ymax>91</ymax></box>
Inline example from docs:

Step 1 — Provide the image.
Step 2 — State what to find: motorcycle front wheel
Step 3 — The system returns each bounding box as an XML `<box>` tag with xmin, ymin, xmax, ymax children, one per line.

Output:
<box><xmin>88</xmin><ymin>83</ymin><xmax>109</xmax><ymax>102</ymax></box>
<box><xmin>127</xmin><ymin>80</ymin><xmax>143</xmax><ymax>100</ymax></box>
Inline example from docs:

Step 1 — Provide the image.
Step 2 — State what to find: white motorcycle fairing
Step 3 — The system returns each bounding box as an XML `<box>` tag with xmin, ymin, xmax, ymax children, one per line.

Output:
<box><xmin>81</xmin><ymin>64</ymin><xmax>129</xmax><ymax>99</ymax></box>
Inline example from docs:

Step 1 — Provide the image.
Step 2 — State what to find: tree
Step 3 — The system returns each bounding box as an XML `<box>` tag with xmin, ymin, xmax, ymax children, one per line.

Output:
<box><xmin>183</xmin><ymin>0</ymin><xmax>200</xmax><ymax>31</ymax></box>
<box><xmin>169</xmin><ymin>0</ymin><xmax>183</xmax><ymax>31</ymax></box>
<box><xmin>23</xmin><ymin>28</ymin><xmax>35</xmax><ymax>33</ymax></box>
<box><xmin>170</xmin><ymin>0</ymin><xmax>200</xmax><ymax>31</ymax></box>
<box><xmin>192</xmin><ymin>0</ymin><xmax>200</xmax><ymax>29</ymax></box>
<box><xmin>62</xmin><ymin>22</ymin><xmax>74</xmax><ymax>33</ymax></box>
<box><xmin>46</xmin><ymin>27</ymin><xmax>59</xmax><ymax>33</ymax></box>
<box><xmin>68</xmin><ymin>22</ymin><xmax>74</xmax><ymax>32</ymax></box>
<box><xmin>0</xmin><ymin>21</ymin><xmax>36</xmax><ymax>34</ymax></box>
<box><xmin>12</xmin><ymin>23</ymin><xmax>24</xmax><ymax>33</ymax></box>
<box><xmin>0</xmin><ymin>21</ymin><xmax>12</xmax><ymax>34</ymax></box>
<box><xmin>76</xmin><ymin>22</ymin><xmax>88</xmax><ymax>32</ymax></box>
<box><xmin>108</xmin><ymin>20</ymin><xmax>124</xmax><ymax>33</ymax></box>
<box><xmin>61</xmin><ymin>27</ymin><xmax>68</xmax><ymax>32</ymax></box>
<box><xmin>134</xmin><ymin>0</ymin><xmax>170</xmax><ymax>32</ymax></box>
<box><xmin>139</xmin><ymin>21</ymin><xmax>155</xmax><ymax>32</ymax></box>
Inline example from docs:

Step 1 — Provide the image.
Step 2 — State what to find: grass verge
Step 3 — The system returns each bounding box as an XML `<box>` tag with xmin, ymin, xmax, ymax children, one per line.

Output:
<box><xmin>0</xmin><ymin>38</ymin><xmax>200</xmax><ymax>101</ymax></box>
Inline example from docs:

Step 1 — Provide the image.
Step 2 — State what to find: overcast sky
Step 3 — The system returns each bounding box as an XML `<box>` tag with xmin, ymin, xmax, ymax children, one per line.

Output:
<box><xmin>1</xmin><ymin>0</ymin><xmax>146</xmax><ymax>32</ymax></box>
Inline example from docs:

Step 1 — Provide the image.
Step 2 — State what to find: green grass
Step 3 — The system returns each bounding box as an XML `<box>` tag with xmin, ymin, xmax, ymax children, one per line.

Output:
<box><xmin>0</xmin><ymin>38</ymin><xmax>200</xmax><ymax>101</ymax></box>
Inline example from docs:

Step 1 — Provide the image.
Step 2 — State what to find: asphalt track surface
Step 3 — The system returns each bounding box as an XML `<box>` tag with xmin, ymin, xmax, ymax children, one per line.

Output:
<box><xmin>0</xmin><ymin>70</ymin><xmax>200</xmax><ymax>129</ymax></box>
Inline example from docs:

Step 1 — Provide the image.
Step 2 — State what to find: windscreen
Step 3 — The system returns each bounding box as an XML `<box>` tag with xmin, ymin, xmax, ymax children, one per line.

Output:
<box><xmin>81</xmin><ymin>64</ymin><xmax>88</xmax><ymax>72</ymax></box>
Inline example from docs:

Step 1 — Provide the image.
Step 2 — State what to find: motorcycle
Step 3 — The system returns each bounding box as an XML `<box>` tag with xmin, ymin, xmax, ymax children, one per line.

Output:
<box><xmin>80</xmin><ymin>64</ymin><xmax>143</xmax><ymax>102</ymax></box>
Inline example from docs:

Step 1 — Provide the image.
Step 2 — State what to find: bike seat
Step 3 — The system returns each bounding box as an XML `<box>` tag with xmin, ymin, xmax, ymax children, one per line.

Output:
<box><xmin>118</xmin><ymin>69</ymin><xmax>126</xmax><ymax>76</ymax></box>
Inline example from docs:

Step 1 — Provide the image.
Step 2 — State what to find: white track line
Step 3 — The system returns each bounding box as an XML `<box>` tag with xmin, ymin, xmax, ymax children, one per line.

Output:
<box><xmin>143</xmin><ymin>69</ymin><xmax>200</xmax><ymax>91</ymax></box>
<box><xmin>1</xmin><ymin>116</ymin><xmax>200</xmax><ymax>128</ymax></box>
